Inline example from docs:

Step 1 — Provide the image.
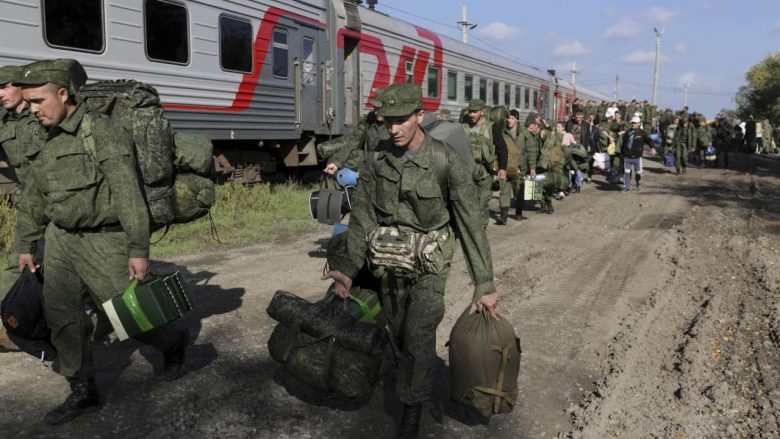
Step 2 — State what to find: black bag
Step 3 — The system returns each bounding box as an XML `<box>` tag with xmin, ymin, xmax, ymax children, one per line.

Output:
<box><xmin>1</xmin><ymin>268</ymin><xmax>57</xmax><ymax>361</ymax></box>
<box><xmin>606</xmin><ymin>166</ymin><xmax>622</xmax><ymax>184</ymax></box>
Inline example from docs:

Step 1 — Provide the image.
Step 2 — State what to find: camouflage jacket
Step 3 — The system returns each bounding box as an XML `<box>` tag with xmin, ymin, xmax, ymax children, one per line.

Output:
<box><xmin>697</xmin><ymin>125</ymin><xmax>713</xmax><ymax>147</ymax></box>
<box><xmin>463</xmin><ymin>120</ymin><xmax>496</xmax><ymax>170</ymax></box>
<box><xmin>501</xmin><ymin>125</ymin><xmax>526</xmax><ymax>176</ymax></box>
<box><xmin>14</xmin><ymin>104</ymin><xmax>150</xmax><ymax>258</ymax></box>
<box><xmin>540</xmin><ymin>132</ymin><xmax>566</xmax><ymax>173</ymax></box>
<box><xmin>0</xmin><ymin>105</ymin><xmax>37</xmax><ymax>187</ymax></box>
<box><xmin>521</xmin><ymin>127</ymin><xmax>541</xmax><ymax>171</ymax></box>
<box><xmin>332</xmin><ymin>133</ymin><xmax>496</xmax><ymax>300</ymax></box>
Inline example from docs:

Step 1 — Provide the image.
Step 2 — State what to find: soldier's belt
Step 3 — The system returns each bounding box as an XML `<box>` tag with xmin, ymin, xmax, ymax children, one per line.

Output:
<box><xmin>60</xmin><ymin>223</ymin><xmax>124</xmax><ymax>234</ymax></box>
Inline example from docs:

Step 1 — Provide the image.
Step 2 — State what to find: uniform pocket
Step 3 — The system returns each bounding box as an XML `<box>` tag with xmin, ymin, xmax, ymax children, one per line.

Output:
<box><xmin>411</xmin><ymin>181</ymin><xmax>444</xmax><ymax>227</ymax></box>
<box><xmin>49</xmin><ymin>148</ymin><xmax>98</xmax><ymax>191</ymax></box>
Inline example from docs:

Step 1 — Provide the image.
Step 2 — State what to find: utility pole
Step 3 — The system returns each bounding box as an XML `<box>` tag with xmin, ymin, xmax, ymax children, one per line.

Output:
<box><xmin>457</xmin><ymin>4</ymin><xmax>477</xmax><ymax>44</ymax></box>
<box><xmin>569</xmin><ymin>62</ymin><xmax>580</xmax><ymax>86</ymax></box>
<box><xmin>613</xmin><ymin>74</ymin><xmax>619</xmax><ymax>100</ymax></box>
<box><xmin>651</xmin><ymin>27</ymin><xmax>664</xmax><ymax>105</ymax></box>
<box><xmin>683</xmin><ymin>82</ymin><xmax>691</xmax><ymax>107</ymax></box>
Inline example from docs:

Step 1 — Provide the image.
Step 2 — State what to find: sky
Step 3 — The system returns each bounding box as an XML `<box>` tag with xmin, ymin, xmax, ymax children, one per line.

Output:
<box><xmin>371</xmin><ymin>0</ymin><xmax>780</xmax><ymax>118</ymax></box>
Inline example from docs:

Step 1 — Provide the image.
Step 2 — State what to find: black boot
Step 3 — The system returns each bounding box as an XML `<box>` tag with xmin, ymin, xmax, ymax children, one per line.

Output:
<box><xmin>162</xmin><ymin>329</ymin><xmax>190</xmax><ymax>381</ymax></box>
<box><xmin>398</xmin><ymin>403</ymin><xmax>422</xmax><ymax>439</ymax></box>
<box><xmin>495</xmin><ymin>208</ymin><xmax>508</xmax><ymax>225</ymax></box>
<box><xmin>45</xmin><ymin>377</ymin><xmax>100</xmax><ymax>425</ymax></box>
<box><xmin>515</xmin><ymin>206</ymin><xmax>525</xmax><ymax>220</ymax></box>
<box><xmin>545</xmin><ymin>199</ymin><xmax>554</xmax><ymax>214</ymax></box>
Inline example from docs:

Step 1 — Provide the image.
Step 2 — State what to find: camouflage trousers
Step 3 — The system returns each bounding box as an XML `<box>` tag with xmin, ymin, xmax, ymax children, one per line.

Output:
<box><xmin>380</xmin><ymin>271</ymin><xmax>447</xmax><ymax>405</ymax></box>
<box><xmin>474</xmin><ymin>166</ymin><xmax>493</xmax><ymax>229</ymax></box>
<box><xmin>43</xmin><ymin>224</ymin><xmax>178</xmax><ymax>378</ymax></box>
<box><xmin>542</xmin><ymin>171</ymin><xmax>569</xmax><ymax>202</ymax></box>
<box><xmin>675</xmin><ymin>145</ymin><xmax>688</xmax><ymax>172</ymax></box>
<box><xmin>498</xmin><ymin>175</ymin><xmax>523</xmax><ymax>209</ymax></box>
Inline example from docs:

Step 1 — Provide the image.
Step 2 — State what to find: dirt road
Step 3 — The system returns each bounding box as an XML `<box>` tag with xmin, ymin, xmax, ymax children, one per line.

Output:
<box><xmin>1</xmin><ymin>154</ymin><xmax>778</xmax><ymax>438</ymax></box>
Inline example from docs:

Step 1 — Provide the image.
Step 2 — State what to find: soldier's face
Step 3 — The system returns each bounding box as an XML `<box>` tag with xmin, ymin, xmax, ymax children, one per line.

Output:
<box><xmin>507</xmin><ymin>115</ymin><xmax>518</xmax><ymax>129</ymax></box>
<box><xmin>22</xmin><ymin>84</ymin><xmax>69</xmax><ymax>127</ymax></box>
<box><xmin>0</xmin><ymin>82</ymin><xmax>24</xmax><ymax>111</ymax></box>
<box><xmin>575</xmin><ymin>114</ymin><xmax>584</xmax><ymax>122</ymax></box>
<box><xmin>468</xmin><ymin>109</ymin><xmax>483</xmax><ymax>124</ymax></box>
<box><xmin>384</xmin><ymin>110</ymin><xmax>424</xmax><ymax>150</ymax></box>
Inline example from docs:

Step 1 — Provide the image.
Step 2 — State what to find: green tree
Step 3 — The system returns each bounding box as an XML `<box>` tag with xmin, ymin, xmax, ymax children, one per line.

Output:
<box><xmin>737</xmin><ymin>52</ymin><xmax>780</xmax><ymax>124</ymax></box>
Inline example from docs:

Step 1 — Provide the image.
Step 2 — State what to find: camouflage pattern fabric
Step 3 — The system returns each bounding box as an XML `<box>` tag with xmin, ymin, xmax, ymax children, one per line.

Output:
<box><xmin>171</xmin><ymin>173</ymin><xmax>215</xmax><ymax>224</ymax></box>
<box><xmin>173</xmin><ymin>132</ymin><xmax>215</xmax><ymax>177</ymax></box>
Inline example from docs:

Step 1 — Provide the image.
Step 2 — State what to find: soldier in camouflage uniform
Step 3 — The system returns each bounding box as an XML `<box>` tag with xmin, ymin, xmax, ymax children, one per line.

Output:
<box><xmin>675</xmin><ymin>117</ymin><xmax>691</xmax><ymax>175</ymax></box>
<box><xmin>537</xmin><ymin>122</ymin><xmax>569</xmax><ymax>213</ymax></box>
<box><xmin>494</xmin><ymin>108</ymin><xmax>527</xmax><ymax>223</ymax></box>
<box><xmin>13</xmin><ymin>59</ymin><xmax>188</xmax><ymax>425</ymax></box>
<box><xmin>324</xmin><ymin>105</ymin><xmax>389</xmax><ymax>174</ymax></box>
<box><xmin>696</xmin><ymin>118</ymin><xmax>713</xmax><ymax>165</ymax></box>
<box><xmin>0</xmin><ymin>64</ymin><xmax>39</xmax><ymax>296</ymax></box>
<box><xmin>462</xmin><ymin>99</ymin><xmax>495</xmax><ymax>228</ymax></box>
<box><xmin>606</xmin><ymin>110</ymin><xmax>629</xmax><ymax>173</ymax></box>
<box><xmin>711</xmin><ymin>114</ymin><xmax>732</xmax><ymax>168</ymax></box>
<box><xmin>327</xmin><ymin>84</ymin><xmax>499</xmax><ymax>438</ymax></box>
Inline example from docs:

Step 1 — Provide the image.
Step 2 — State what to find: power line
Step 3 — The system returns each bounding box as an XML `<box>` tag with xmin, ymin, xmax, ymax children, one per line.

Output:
<box><xmin>375</xmin><ymin>2</ymin><xmax>545</xmax><ymax>71</ymax></box>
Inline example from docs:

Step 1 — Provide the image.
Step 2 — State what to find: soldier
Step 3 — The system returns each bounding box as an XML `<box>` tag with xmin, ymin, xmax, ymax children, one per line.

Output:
<box><xmin>537</xmin><ymin>122</ymin><xmax>569</xmax><ymax>213</ymax></box>
<box><xmin>712</xmin><ymin>114</ymin><xmax>732</xmax><ymax>168</ymax></box>
<box><xmin>462</xmin><ymin>99</ymin><xmax>495</xmax><ymax>228</ymax></box>
<box><xmin>675</xmin><ymin>117</ymin><xmax>691</xmax><ymax>175</ymax></box>
<box><xmin>494</xmin><ymin>108</ymin><xmax>527</xmax><ymax>223</ymax></box>
<box><xmin>323</xmin><ymin>109</ymin><xmax>388</xmax><ymax>175</ymax></box>
<box><xmin>326</xmin><ymin>84</ymin><xmax>499</xmax><ymax>438</ymax></box>
<box><xmin>696</xmin><ymin>118</ymin><xmax>713</xmax><ymax>165</ymax></box>
<box><xmin>606</xmin><ymin>110</ymin><xmax>628</xmax><ymax>174</ymax></box>
<box><xmin>0</xmin><ymin>64</ymin><xmax>39</xmax><ymax>295</ymax></box>
<box><xmin>13</xmin><ymin>59</ymin><xmax>188</xmax><ymax>425</ymax></box>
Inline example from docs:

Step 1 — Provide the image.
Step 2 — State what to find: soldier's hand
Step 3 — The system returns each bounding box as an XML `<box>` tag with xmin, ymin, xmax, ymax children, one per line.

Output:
<box><xmin>497</xmin><ymin>170</ymin><xmax>507</xmax><ymax>180</ymax></box>
<box><xmin>323</xmin><ymin>163</ymin><xmax>338</xmax><ymax>175</ymax></box>
<box><xmin>18</xmin><ymin>253</ymin><xmax>36</xmax><ymax>273</ymax></box>
<box><xmin>530</xmin><ymin>169</ymin><xmax>537</xmax><ymax>179</ymax></box>
<box><xmin>475</xmin><ymin>293</ymin><xmax>499</xmax><ymax>320</ymax></box>
<box><xmin>128</xmin><ymin>257</ymin><xmax>149</xmax><ymax>281</ymax></box>
<box><xmin>327</xmin><ymin>270</ymin><xmax>352</xmax><ymax>299</ymax></box>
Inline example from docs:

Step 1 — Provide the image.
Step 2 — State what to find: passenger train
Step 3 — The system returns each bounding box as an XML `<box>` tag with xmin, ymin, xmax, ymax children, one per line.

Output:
<box><xmin>0</xmin><ymin>0</ymin><xmax>609</xmax><ymax>185</ymax></box>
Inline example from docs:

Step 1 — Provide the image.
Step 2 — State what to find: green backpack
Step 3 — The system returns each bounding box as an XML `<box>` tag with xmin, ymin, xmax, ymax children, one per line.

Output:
<box><xmin>78</xmin><ymin>80</ymin><xmax>215</xmax><ymax>228</ymax></box>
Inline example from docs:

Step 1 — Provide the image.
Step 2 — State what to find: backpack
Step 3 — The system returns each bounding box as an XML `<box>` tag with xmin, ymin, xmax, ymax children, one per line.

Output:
<box><xmin>78</xmin><ymin>80</ymin><xmax>216</xmax><ymax>228</ymax></box>
<box><xmin>1</xmin><ymin>268</ymin><xmax>57</xmax><ymax>361</ymax></box>
<box><xmin>448</xmin><ymin>306</ymin><xmax>521</xmax><ymax>418</ymax></box>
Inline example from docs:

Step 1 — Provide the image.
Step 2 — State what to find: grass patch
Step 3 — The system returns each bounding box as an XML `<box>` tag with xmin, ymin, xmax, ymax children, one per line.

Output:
<box><xmin>0</xmin><ymin>183</ymin><xmax>317</xmax><ymax>266</ymax></box>
<box><xmin>150</xmin><ymin>182</ymin><xmax>316</xmax><ymax>259</ymax></box>
<box><xmin>0</xmin><ymin>195</ymin><xmax>15</xmax><ymax>272</ymax></box>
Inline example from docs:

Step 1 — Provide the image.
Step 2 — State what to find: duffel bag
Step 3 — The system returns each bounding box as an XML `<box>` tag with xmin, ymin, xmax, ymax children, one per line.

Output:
<box><xmin>448</xmin><ymin>306</ymin><xmax>521</xmax><ymax>418</ymax></box>
<box><xmin>1</xmin><ymin>267</ymin><xmax>57</xmax><ymax>361</ymax></box>
<box><xmin>267</xmin><ymin>319</ymin><xmax>383</xmax><ymax>399</ymax></box>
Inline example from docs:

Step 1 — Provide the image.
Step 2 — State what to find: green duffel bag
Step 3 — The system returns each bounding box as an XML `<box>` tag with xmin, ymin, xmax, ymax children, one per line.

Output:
<box><xmin>448</xmin><ymin>306</ymin><xmax>522</xmax><ymax>418</ymax></box>
<box><xmin>171</xmin><ymin>173</ymin><xmax>215</xmax><ymax>224</ymax></box>
<box><xmin>268</xmin><ymin>319</ymin><xmax>383</xmax><ymax>399</ymax></box>
<box><xmin>173</xmin><ymin>132</ymin><xmax>215</xmax><ymax>177</ymax></box>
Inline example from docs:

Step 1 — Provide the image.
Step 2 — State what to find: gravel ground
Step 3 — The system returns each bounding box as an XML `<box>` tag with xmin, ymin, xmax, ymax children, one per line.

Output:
<box><xmin>1</xmin><ymin>153</ymin><xmax>778</xmax><ymax>439</ymax></box>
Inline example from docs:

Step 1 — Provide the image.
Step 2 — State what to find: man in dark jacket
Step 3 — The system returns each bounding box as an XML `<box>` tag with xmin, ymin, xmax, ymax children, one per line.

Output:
<box><xmin>622</xmin><ymin>116</ymin><xmax>656</xmax><ymax>192</ymax></box>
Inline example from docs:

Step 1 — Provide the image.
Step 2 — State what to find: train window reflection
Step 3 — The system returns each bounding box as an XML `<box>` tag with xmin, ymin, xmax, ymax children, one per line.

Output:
<box><xmin>220</xmin><ymin>16</ymin><xmax>253</xmax><ymax>73</ymax></box>
<box><xmin>493</xmin><ymin>81</ymin><xmax>499</xmax><ymax>105</ymax></box>
<box><xmin>145</xmin><ymin>0</ymin><xmax>189</xmax><ymax>64</ymax></box>
<box><xmin>43</xmin><ymin>0</ymin><xmax>104</xmax><ymax>52</ymax></box>
<box><xmin>272</xmin><ymin>28</ymin><xmax>289</xmax><ymax>78</ymax></box>
<box><xmin>464</xmin><ymin>75</ymin><xmax>473</xmax><ymax>101</ymax></box>
<box><xmin>427</xmin><ymin>67</ymin><xmax>439</xmax><ymax>98</ymax></box>
<box><xmin>447</xmin><ymin>71</ymin><xmax>458</xmax><ymax>101</ymax></box>
<box><xmin>479</xmin><ymin>78</ymin><xmax>486</xmax><ymax>101</ymax></box>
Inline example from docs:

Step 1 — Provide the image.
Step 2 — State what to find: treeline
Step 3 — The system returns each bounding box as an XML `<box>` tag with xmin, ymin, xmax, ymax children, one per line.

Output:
<box><xmin>735</xmin><ymin>51</ymin><xmax>780</xmax><ymax>124</ymax></box>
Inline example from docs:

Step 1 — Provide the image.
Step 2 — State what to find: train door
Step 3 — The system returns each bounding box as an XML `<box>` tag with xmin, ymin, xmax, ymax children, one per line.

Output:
<box><xmin>297</xmin><ymin>27</ymin><xmax>321</xmax><ymax>131</ymax></box>
<box><xmin>342</xmin><ymin>36</ymin><xmax>360</xmax><ymax>128</ymax></box>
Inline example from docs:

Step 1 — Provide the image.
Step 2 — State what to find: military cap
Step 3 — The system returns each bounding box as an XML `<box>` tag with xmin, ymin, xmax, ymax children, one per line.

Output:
<box><xmin>467</xmin><ymin>99</ymin><xmax>486</xmax><ymax>111</ymax></box>
<box><xmin>374</xmin><ymin>83</ymin><xmax>422</xmax><ymax>117</ymax></box>
<box><xmin>0</xmin><ymin>65</ymin><xmax>24</xmax><ymax>86</ymax></box>
<box><xmin>13</xmin><ymin>58</ymin><xmax>88</xmax><ymax>97</ymax></box>
<box><xmin>370</xmin><ymin>87</ymin><xmax>385</xmax><ymax>109</ymax></box>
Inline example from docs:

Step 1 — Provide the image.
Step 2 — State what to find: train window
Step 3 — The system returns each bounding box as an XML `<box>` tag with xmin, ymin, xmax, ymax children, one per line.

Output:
<box><xmin>405</xmin><ymin>61</ymin><xmax>414</xmax><ymax>84</ymax></box>
<box><xmin>515</xmin><ymin>85</ymin><xmax>521</xmax><ymax>108</ymax></box>
<box><xmin>504</xmin><ymin>84</ymin><xmax>511</xmax><ymax>108</ymax></box>
<box><xmin>427</xmin><ymin>67</ymin><xmax>439</xmax><ymax>98</ymax></box>
<box><xmin>272</xmin><ymin>28</ymin><xmax>289</xmax><ymax>78</ymax></box>
<box><xmin>464</xmin><ymin>75</ymin><xmax>473</xmax><ymax>101</ymax></box>
<box><xmin>220</xmin><ymin>16</ymin><xmax>253</xmax><ymax>73</ymax></box>
<box><xmin>492</xmin><ymin>82</ymin><xmax>500</xmax><ymax>105</ymax></box>
<box><xmin>533</xmin><ymin>89</ymin><xmax>539</xmax><ymax>110</ymax></box>
<box><xmin>479</xmin><ymin>78</ymin><xmax>486</xmax><ymax>101</ymax></box>
<box><xmin>43</xmin><ymin>0</ymin><xmax>104</xmax><ymax>53</ymax></box>
<box><xmin>145</xmin><ymin>0</ymin><xmax>189</xmax><ymax>64</ymax></box>
<box><xmin>524</xmin><ymin>88</ymin><xmax>530</xmax><ymax>110</ymax></box>
<box><xmin>447</xmin><ymin>71</ymin><xmax>458</xmax><ymax>102</ymax></box>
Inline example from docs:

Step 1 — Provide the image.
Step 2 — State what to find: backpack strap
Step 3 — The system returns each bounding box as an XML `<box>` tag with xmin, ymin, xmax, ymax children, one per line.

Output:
<box><xmin>80</xmin><ymin>112</ymin><xmax>98</xmax><ymax>162</ymax></box>
<box><xmin>429</xmin><ymin>137</ymin><xmax>450</xmax><ymax>202</ymax></box>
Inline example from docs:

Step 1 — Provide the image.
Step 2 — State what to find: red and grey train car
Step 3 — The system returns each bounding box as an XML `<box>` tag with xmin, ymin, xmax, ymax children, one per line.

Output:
<box><xmin>0</xmin><ymin>0</ymin><xmax>608</xmax><ymax>187</ymax></box>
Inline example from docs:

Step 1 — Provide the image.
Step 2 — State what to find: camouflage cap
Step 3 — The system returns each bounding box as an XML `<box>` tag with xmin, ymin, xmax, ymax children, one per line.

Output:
<box><xmin>13</xmin><ymin>58</ymin><xmax>88</xmax><ymax>97</ymax></box>
<box><xmin>0</xmin><ymin>65</ymin><xmax>24</xmax><ymax>86</ymax></box>
<box><xmin>374</xmin><ymin>83</ymin><xmax>422</xmax><ymax>117</ymax></box>
<box><xmin>467</xmin><ymin>99</ymin><xmax>486</xmax><ymax>111</ymax></box>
